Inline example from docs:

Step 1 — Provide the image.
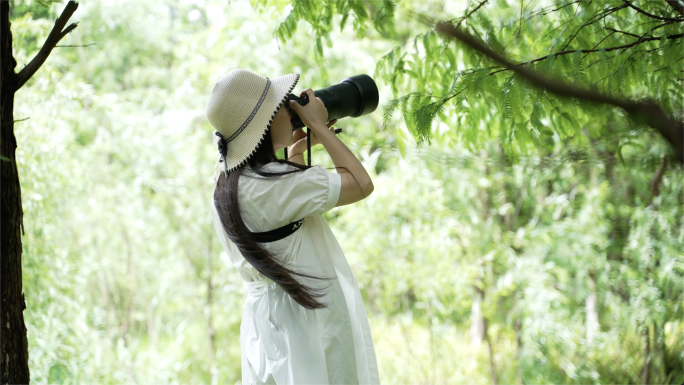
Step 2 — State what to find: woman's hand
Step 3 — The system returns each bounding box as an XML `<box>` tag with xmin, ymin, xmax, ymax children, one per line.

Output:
<box><xmin>288</xmin><ymin>89</ymin><xmax>329</xmax><ymax>131</ymax></box>
<box><xmin>288</xmin><ymin>119</ymin><xmax>338</xmax><ymax>158</ymax></box>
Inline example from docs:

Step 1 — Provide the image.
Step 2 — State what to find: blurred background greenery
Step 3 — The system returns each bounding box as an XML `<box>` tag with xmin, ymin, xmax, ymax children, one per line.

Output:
<box><xmin>10</xmin><ymin>0</ymin><xmax>683</xmax><ymax>383</ymax></box>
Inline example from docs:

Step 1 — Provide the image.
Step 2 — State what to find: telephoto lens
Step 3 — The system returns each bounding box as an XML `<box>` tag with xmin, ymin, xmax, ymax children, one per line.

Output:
<box><xmin>284</xmin><ymin>74</ymin><xmax>379</xmax><ymax>130</ymax></box>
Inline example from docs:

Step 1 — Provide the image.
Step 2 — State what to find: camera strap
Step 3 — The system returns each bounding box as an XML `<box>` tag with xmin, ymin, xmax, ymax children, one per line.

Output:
<box><xmin>281</xmin><ymin>128</ymin><xmax>311</xmax><ymax>166</ymax></box>
<box><xmin>307</xmin><ymin>128</ymin><xmax>311</xmax><ymax>166</ymax></box>
<box><xmin>249</xmin><ymin>218</ymin><xmax>305</xmax><ymax>243</ymax></box>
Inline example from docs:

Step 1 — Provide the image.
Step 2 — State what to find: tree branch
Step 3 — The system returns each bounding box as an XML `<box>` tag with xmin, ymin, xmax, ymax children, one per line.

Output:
<box><xmin>648</xmin><ymin>157</ymin><xmax>668</xmax><ymax>207</ymax></box>
<box><xmin>622</xmin><ymin>0</ymin><xmax>684</xmax><ymax>22</ymax></box>
<box><xmin>666</xmin><ymin>0</ymin><xmax>684</xmax><ymax>17</ymax></box>
<box><xmin>436</xmin><ymin>22</ymin><xmax>684</xmax><ymax>163</ymax></box>
<box><xmin>13</xmin><ymin>1</ymin><xmax>79</xmax><ymax>91</ymax></box>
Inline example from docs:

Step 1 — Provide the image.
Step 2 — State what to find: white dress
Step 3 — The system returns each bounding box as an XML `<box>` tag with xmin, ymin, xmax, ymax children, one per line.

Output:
<box><xmin>210</xmin><ymin>161</ymin><xmax>380</xmax><ymax>385</ymax></box>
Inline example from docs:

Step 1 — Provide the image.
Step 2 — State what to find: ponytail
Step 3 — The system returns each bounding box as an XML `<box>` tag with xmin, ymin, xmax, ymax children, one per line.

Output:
<box><xmin>213</xmin><ymin>131</ymin><xmax>335</xmax><ymax>309</ymax></box>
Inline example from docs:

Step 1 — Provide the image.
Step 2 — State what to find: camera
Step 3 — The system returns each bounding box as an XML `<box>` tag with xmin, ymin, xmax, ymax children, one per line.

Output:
<box><xmin>284</xmin><ymin>74</ymin><xmax>379</xmax><ymax>130</ymax></box>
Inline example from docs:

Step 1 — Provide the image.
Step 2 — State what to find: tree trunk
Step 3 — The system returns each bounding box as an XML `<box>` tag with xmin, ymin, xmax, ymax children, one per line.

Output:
<box><xmin>1</xmin><ymin>1</ymin><xmax>30</xmax><ymax>383</ymax></box>
<box><xmin>483</xmin><ymin>317</ymin><xmax>499</xmax><ymax>385</ymax></box>
<box><xmin>640</xmin><ymin>325</ymin><xmax>650</xmax><ymax>385</ymax></box>
<box><xmin>515</xmin><ymin>317</ymin><xmax>523</xmax><ymax>385</ymax></box>
<box><xmin>206</xmin><ymin>237</ymin><xmax>216</xmax><ymax>383</ymax></box>
<box><xmin>470</xmin><ymin>286</ymin><xmax>484</xmax><ymax>348</ymax></box>
<box><xmin>1</xmin><ymin>2</ymin><xmax>78</xmax><ymax>382</ymax></box>
<box><xmin>585</xmin><ymin>274</ymin><xmax>599</xmax><ymax>346</ymax></box>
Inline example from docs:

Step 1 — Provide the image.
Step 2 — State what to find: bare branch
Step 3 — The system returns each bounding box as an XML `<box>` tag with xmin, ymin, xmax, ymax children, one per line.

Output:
<box><xmin>13</xmin><ymin>1</ymin><xmax>79</xmax><ymax>91</ymax></box>
<box><xmin>622</xmin><ymin>0</ymin><xmax>684</xmax><ymax>22</ymax></box>
<box><xmin>436</xmin><ymin>22</ymin><xmax>684</xmax><ymax>163</ymax></box>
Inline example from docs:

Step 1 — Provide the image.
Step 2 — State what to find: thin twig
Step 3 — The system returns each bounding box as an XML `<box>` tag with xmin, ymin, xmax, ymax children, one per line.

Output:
<box><xmin>653</xmin><ymin>57</ymin><xmax>684</xmax><ymax>72</ymax></box>
<box><xmin>560</xmin><ymin>3</ymin><xmax>629</xmax><ymax>51</ymax></box>
<box><xmin>426</xmin><ymin>0</ymin><xmax>490</xmax><ymax>80</ymax></box>
<box><xmin>581</xmin><ymin>30</ymin><xmax>615</xmax><ymax>60</ymax></box>
<box><xmin>516</xmin><ymin>0</ymin><xmax>524</xmax><ymax>38</ymax></box>
<box><xmin>520</xmin><ymin>0</ymin><xmax>582</xmax><ymax>25</ymax></box>
<box><xmin>459</xmin><ymin>0</ymin><xmax>489</xmax><ymax>30</ymax></box>
<box><xmin>488</xmin><ymin>32</ymin><xmax>683</xmax><ymax>76</ymax></box>
<box><xmin>622</xmin><ymin>0</ymin><xmax>684</xmax><ymax>22</ymax></box>
<box><xmin>604</xmin><ymin>27</ymin><xmax>641</xmax><ymax>39</ymax></box>
<box><xmin>637</xmin><ymin>21</ymin><xmax>675</xmax><ymax>41</ymax></box>
<box><xmin>55</xmin><ymin>43</ymin><xmax>96</xmax><ymax>48</ymax></box>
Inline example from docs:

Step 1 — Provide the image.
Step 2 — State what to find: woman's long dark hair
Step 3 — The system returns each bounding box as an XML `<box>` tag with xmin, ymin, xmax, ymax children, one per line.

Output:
<box><xmin>214</xmin><ymin>127</ymin><xmax>346</xmax><ymax>310</ymax></box>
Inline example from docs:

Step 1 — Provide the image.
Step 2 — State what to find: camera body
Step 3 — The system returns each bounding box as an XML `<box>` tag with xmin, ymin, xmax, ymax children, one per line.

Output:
<box><xmin>283</xmin><ymin>74</ymin><xmax>379</xmax><ymax>130</ymax></box>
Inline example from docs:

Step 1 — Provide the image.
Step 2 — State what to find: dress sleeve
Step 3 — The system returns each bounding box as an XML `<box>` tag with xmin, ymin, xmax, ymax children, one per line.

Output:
<box><xmin>282</xmin><ymin>165</ymin><xmax>341</xmax><ymax>221</ymax></box>
<box><xmin>248</xmin><ymin>165</ymin><xmax>341</xmax><ymax>225</ymax></box>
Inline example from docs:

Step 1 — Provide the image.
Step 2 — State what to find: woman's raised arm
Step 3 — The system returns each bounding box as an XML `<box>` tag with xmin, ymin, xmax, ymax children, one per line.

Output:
<box><xmin>289</xmin><ymin>89</ymin><xmax>374</xmax><ymax>207</ymax></box>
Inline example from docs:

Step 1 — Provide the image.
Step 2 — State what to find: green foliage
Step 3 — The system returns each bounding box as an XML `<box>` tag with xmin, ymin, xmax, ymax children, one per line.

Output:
<box><xmin>262</xmin><ymin>0</ymin><xmax>396</xmax><ymax>74</ymax></box>
<box><xmin>35</xmin><ymin>0</ymin><xmax>62</xmax><ymax>8</ymax></box>
<box><xmin>267</xmin><ymin>0</ymin><xmax>684</xmax><ymax>158</ymax></box>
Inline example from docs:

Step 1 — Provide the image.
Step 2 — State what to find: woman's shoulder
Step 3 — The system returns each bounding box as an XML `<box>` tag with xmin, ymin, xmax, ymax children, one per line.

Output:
<box><xmin>242</xmin><ymin>161</ymin><xmax>306</xmax><ymax>177</ymax></box>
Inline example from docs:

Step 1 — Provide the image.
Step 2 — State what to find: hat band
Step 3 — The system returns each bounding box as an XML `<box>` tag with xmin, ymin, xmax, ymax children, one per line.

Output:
<box><xmin>224</xmin><ymin>78</ymin><xmax>271</xmax><ymax>144</ymax></box>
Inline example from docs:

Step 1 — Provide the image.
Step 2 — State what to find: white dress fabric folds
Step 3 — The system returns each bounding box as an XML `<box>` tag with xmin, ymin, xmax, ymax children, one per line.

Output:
<box><xmin>210</xmin><ymin>162</ymin><xmax>380</xmax><ymax>385</ymax></box>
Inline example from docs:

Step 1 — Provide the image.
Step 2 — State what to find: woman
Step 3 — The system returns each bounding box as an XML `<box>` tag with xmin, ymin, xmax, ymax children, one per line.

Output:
<box><xmin>207</xmin><ymin>69</ymin><xmax>380</xmax><ymax>384</ymax></box>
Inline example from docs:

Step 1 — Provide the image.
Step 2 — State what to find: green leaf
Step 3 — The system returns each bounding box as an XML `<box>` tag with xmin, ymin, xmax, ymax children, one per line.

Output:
<box><xmin>405</xmin><ymin>69</ymin><xmax>419</xmax><ymax>79</ymax></box>
<box><xmin>599</xmin><ymin>47</ymin><xmax>611</xmax><ymax>73</ymax></box>
<box><xmin>448</xmin><ymin>71</ymin><xmax>461</xmax><ymax>95</ymax></box>
<box><xmin>501</xmin><ymin>76</ymin><xmax>514</xmax><ymax>122</ymax></box>
<box><xmin>488</xmin><ymin>31</ymin><xmax>504</xmax><ymax>54</ymax></box>
<box><xmin>572</xmin><ymin>50</ymin><xmax>585</xmax><ymax>83</ymax></box>
<box><xmin>349</xmin><ymin>0</ymin><xmax>369</xmax><ymax>21</ymax></box>
<box><xmin>543</xmin><ymin>53</ymin><xmax>556</xmax><ymax>76</ymax></box>
<box><xmin>36</xmin><ymin>0</ymin><xmax>63</xmax><ymax>8</ymax></box>
<box><xmin>340</xmin><ymin>11</ymin><xmax>350</xmax><ymax>31</ymax></box>
<box><xmin>382</xmin><ymin>98</ymin><xmax>402</xmax><ymax>130</ymax></box>
<box><xmin>313</xmin><ymin>34</ymin><xmax>328</xmax><ymax>67</ymax></box>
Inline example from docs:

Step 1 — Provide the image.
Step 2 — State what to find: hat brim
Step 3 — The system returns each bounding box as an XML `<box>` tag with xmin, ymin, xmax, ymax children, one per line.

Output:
<box><xmin>220</xmin><ymin>73</ymin><xmax>300</xmax><ymax>173</ymax></box>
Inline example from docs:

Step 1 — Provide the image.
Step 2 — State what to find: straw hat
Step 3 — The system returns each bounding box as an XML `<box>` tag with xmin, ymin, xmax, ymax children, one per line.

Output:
<box><xmin>206</xmin><ymin>69</ymin><xmax>300</xmax><ymax>176</ymax></box>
